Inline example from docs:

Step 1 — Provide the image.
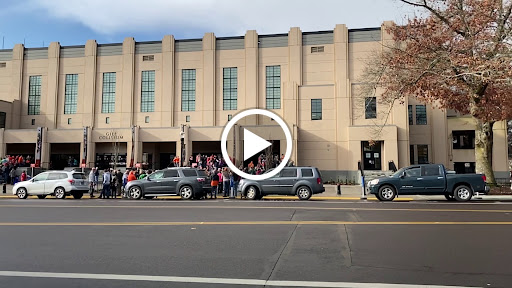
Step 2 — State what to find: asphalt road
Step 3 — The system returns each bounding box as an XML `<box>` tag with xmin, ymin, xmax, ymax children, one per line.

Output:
<box><xmin>0</xmin><ymin>198</ymin><xmax>511</xmax><ymax>288</ymax></box>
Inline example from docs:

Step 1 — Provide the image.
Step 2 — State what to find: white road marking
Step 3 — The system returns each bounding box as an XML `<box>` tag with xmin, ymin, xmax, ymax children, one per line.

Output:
<box><xmin>0</xmin><ymin>271</ymin><xmax>473</xmax><ymax>287</ymax></box>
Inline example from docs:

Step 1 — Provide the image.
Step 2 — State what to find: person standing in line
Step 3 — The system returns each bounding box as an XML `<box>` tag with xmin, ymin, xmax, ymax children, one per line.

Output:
<box><xmin>101</xmin><ymin>169</ymin><xmax>111</xmax><ymax>199</ymax></box>
<box><xmin>217</xmin><ymin>168</ymin><xmax>223</xmax><ymax>198</ymax></box>
<box><xmin>9</xmin><ymin>167</ymin><xmax>16</xmax><ymax>185</ymax></box>
<box><xmin>210</xmin><ymin>171</ymin><xmax>219</xmax><ymax>199</ymax></box>
<box><xmin>222</xmin><ymin>167</ymin><xmax>230</xmax><ymax>197</ymax></box>
<box><xmin>88</xmin><ymin>168</ymin><xmax>96</xmax><ymax>198</ymax></box>
<box><xmin>122</xmin><ymin>170</ymin><xmax>129</xmax><ymax>198</ymax></box>
<box><xmin>128</xmin><ymin>170</ymin><xmax>137</xmax><ymax>182</ymax></box>
<box><xmin>20</xmin><ymin>170</ymin><xmax>27</xmax><ymax>182</ymax></box>
<box><xmin>115</xmin><ymin>169</ymin><xmax>123</xmax><ymax>197</ymax></box>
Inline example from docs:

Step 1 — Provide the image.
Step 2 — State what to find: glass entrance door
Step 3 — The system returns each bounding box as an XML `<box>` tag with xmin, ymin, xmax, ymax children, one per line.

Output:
<box><xmin>362</xmin><ymin>141</ymin><xmax>382</xmax><ymax>170</ymax></box>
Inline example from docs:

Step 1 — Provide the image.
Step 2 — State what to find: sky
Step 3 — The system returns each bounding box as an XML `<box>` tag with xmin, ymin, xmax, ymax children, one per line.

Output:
<box><xmin>0</xmin><ymin>0</ymin><xmax>419</xmax><ymax>49</ymax></box>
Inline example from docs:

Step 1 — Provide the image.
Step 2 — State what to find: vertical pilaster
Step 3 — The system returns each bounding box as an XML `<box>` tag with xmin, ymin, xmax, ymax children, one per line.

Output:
<box><xmin>10</xmin><ymin>44</ymin><xmax>24</xmax><ymax>129</ymax></box>
<box><xmin>245</xmin><ymin>30</ymin><xmax>258</xmax><ymax>125</ymax></box>
<box><xmin>46</xmin><ymin>42</ymin><xmax>60</xmax><ymax>129</ymax></box>
<box><xmin>284</xmin><ymin>27</ymin><xmax>302</xmax><ymax>133</ymax></box>
<box><xmin>41</xmin><ymin>127</ymin><xmax>50</xmax><ymax>169</ymax></box>
<box><xmin>333</xmin><ymin>24</ymin><xmax>350</xmax><ymax>170</ymax></box>
<box><xmin>83</xmin><ymin>40</ymin><xmax>98</xmax><ymax>128</ymax></box>
<box><xmin>203</xmin><ymin>33</ymin><xmax>216</xmax><ymax>126</ymax></box>
<box><xmin>0</xmin><ymin>128</ymin><xmax>5</xmax><ymax>158</ymax></box>
<box><xmin>162</xmin><ymin>35</ymin><xmax>175</xmax><ymax>127</ymax></box>
<box><xmin>121</xmin><ymin>37</ymin><xmax>135</xmax><ymax>127</ymax></box>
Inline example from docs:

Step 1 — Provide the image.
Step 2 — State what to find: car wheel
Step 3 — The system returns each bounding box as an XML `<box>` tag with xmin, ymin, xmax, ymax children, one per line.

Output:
<box><xmin>129</xmin><ymin>186</ymin><xmax>143</xmax><ymax>200</ymax></box>
<box><xmin>246</xmin><ymin>186</ymin><xmax>259</xmax><ymax>200</ymax></box>
<box><xmin>444</xmin><ymin>194</ymin><xmax>455</xmax><ymax>201</ymax></box>
<box><xmin>37</xmin><ymin>195</ymin><xmax>47</xmax><ymax>199</ymax></box>
<box><xmin>72</xmin><ymin>193</ymin><xmax>83</xmax><ymax>199</ymax></box>
<box><xmin>16</xmin><ymin>188</ymin><xmax>28</xmax><ymax>199</ymax></box>
<box><xmin>378</xmin><ymin>185</ymin><xmax>396</xmax><ymax>201</ymax></box>
<box><xmin>55</xmin><ymin>187</ymin><xmax>66</xmax><ymax>199</ymax></box>
<box><xmin>180</xmin><ymin>185</ymin><xmax>193</xmax><ymax>200</ymax></box>
<box><xmin>297</xmin><ymin>186</ymin><xmax>312</xmax><ymax>200</ymax></box>
<box><xmin>454</xmin><ymin>185</ymin><xmax>472</xmax><ymax>202</ymax></box>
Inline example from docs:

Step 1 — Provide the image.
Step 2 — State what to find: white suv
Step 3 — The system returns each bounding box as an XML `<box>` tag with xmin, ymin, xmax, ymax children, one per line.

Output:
<box><xmin>13</xmin><ymin>171</ymin><xmax>89</xmax><ymax>199</ymax></box>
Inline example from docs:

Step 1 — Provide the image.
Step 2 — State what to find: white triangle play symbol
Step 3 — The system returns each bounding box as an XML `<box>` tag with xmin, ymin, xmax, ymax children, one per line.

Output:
<box><xmin>243</xmin><ymin>129</ymin><xmax>272</xmax><ymax>161</ymax></box>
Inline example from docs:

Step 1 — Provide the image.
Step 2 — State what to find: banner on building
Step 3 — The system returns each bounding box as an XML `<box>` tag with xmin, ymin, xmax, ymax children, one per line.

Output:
<box><xmin>82</xmin><ymin>127</ymin><xmax>88</xmax><ymax>165</ymax></box>
<box><xmin>35</xmin><ymin>127</ymin><xmax>43</xmax><ymax>167</ymax></box>
<box><xmin>130</xmin><ymin>126</ymin><xmax>135</xmax><ymax>167</ymax></box>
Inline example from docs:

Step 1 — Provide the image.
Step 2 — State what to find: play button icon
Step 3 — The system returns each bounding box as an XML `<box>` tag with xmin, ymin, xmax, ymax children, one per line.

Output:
<box><xmin>221</xmin><ymin>109</ymin><xmax>292</xmax><ymax>181</ymax></box>
<box><xmin>243</xmin><ymin>129</ymin><xmax>272</xmax><ymax>161</ymax></box>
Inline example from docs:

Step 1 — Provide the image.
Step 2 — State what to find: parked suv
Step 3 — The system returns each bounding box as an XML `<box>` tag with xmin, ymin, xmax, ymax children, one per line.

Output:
<box><xmin>125</xmin><ymin>167</ymin><xmax>208</xmax><ymax>200</ymax></box>
<box><xmin>237</xmin><ymin>167</ymin><xmax>325</xmax><ymax>200</ymax></box>
<box><xmin>13</xmin><ymin>171</ymin><xmax>89</xmax><ymax>199</ymax></box>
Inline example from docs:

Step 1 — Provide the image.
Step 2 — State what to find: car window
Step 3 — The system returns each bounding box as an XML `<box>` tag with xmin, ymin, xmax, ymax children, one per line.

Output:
<box><xmin>182</xmin><ymin>170</ymin><xmax>197</xmax><ymax>177</ymax></box>
<box><xmin>421</xmin><ymin>165</ymin><xmax>441</xmax><ymax>176</ymax></box>
<box><xmin>163</xmin><ymin>170</ymin><xmax>179</xmax><ymax>178</ymax></box>
<box><xmin>405</xmin><ymin>167</ymin><xmax>421</xmax><ymax>177</ymax></box>
<box><xmin>72</xmin><ymin>173</ymin><xmax>86</xmax><ymax>180</ymax></box>
<box><xmin>47</xmin><ymin>173</ymin><xmax>60</xmax><ymax>180</ymax></box>
<box><xmin>301</xmin><ymin>169</ymin><xmax>313</xmax><ymax>177</ymax></box>
<box><xmin>197</xmin><ymin>170</ymin><xmax>207</xmax><ymax>177</ymax></box>
<box><xmin>32</xmin><ymin>173</ymin><xmax>49</xmax><ymax>182</ymax></box>
<box><xmin>280</xmin><ymin>169</ymin><xmax>297</xmax><ymax>178</ymax></box>
<box><xmin>148</xmin><ymin>171</ymin><xmax>164</xmax><ymax>180</ymax></box>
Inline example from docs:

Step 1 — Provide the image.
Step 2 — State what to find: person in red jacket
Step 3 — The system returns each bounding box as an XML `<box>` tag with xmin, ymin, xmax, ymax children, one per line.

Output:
<box><xmin>20</xmin><ymin>171</ymin><xmax>27</xmax><ymax>182</ymax></box>
<box><xmin>127</xmin><ymin>170</ymin><xmax>137</xmax><ymax>182</ymax></box>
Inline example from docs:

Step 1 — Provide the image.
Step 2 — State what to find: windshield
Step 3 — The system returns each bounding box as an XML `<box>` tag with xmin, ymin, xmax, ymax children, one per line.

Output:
<box><xmin>391</xmin><ymin>168</ymin><xmax>406</xmax><ymax>177</ymax></box>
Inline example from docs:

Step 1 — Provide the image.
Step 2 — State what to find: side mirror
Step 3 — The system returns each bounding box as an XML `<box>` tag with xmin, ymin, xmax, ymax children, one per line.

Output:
<box><xmin>399</xmin><ymin>172</ymin><xmax>406</xmax><ymax>179</ymax></box>
<box><xmin>31</xmin><ymin>179</ymin><xmax>35</xmax><ymax>182</ymax></box>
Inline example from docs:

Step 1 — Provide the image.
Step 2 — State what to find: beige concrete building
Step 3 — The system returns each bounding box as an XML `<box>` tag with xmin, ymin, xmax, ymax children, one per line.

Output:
<box><xmin>0</xmin><ymin>22</ymin><xmax>509</xmax><ymax>180</ymax></box>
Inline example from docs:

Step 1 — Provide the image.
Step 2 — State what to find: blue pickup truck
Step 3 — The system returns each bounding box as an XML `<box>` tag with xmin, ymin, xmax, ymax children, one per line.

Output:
<box><xmin>367</xmin><ymin>164</ymin><xmax>489</xmax><ymax>202</ymax></box>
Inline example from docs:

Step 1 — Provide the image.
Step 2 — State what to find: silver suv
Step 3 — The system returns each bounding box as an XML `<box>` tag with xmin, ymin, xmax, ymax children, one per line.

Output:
<box><xmin>13</xmin><ymin>171</ymin><xmax>89</xmax><ymax>199</ymax></box>
<box><xmin>125</xmin><ymin>168</ymin><xmax>208</xmax><ymax>200</ymax></box>
<box><xmin>237</xmin><ymin>167</ymin><xmax>325</xmax><ymax>200</ymax></box>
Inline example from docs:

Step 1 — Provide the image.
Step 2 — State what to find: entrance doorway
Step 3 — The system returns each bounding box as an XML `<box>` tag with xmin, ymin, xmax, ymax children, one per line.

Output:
<box><xmin>243</xmin><ymin>140</ymin><xmax>281</xmax><ymax>169</ymax></box>
<box><xmin>362</xmin><ymin>141</ymin><xmax>382</xmax><ymax>170</ymax></box>
<box><xmin>5</xmin><ymin>143</ymin><xmax>35</xmax><ymax>167</ymax></box>
<box><xmin>95</xmin><ymin>142</ymin><xmax>127</xmax><ymax>170</ymax></box>
<box><xmin>49</xmin><ymin>143</ymin><xmax>80</xmax><ymax>170</ymax></box>
<box><xmin>142</xmin><ymin>142</ymin><xmax>177</xmax><ymax>170</ymax></box>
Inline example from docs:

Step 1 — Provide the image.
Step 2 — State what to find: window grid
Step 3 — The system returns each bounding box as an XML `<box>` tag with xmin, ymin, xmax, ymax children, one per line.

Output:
<box><xmin>64</xmin><ymin>74</ymin><xmax>78</xmax><ymax>114</ymax></box>
<box><xmin>28</xmin><ymin>76</ymin><xmax>42</xmax><ymax>115</ymax></box>
<box><xmin>365</xmin><ymin>97</ymin><xmax>377</xmax><ymax>119</ymax></box>
<box><xmin>102</xmin><ymin>72</ymin><xmax>116</xmax><ymax>113</ymax></box>
<box><xmin>311</xmin><ymin>99</ymin><xmax>322</xmax><ymax>120</ymax></box>
<box><xmin>141</xmin><ymin>71</ymin><xmax>155</xmax><ymax>112</ymax></box>
<box><xmin>181</xmin><ymin>69</ymin><xmax>196</xmax><ymax>111</ymax></box>
<box><xmin>223</xmin><ymin>67</ymin><xmax>237</xmax><ymax>110</ymax></box>
<box><xmin>416</xmin><ymin>105</ymin><xmax>427</xmax><ymax>125</ymax></box>
<box><xmin>408</xmin><ymin>105</ymin><xmax>413</xmax><ymax>125</ymax></box>
<box><xmin>266</xmin><ymin>65</ymin><xmax>281</xmax><ymax>109</ymax></box>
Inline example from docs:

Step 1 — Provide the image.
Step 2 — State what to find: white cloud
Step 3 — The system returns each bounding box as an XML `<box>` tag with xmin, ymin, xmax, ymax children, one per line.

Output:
<box><xmin>27</xmin><ymin>0</ymin><xmax>416</xmax><ymax>37</ymax></box>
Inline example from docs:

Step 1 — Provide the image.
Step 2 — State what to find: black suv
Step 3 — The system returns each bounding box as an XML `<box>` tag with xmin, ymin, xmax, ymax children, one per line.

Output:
<box><xmin>125</xmin><ymin>168</ymin><xmax>208</xmax><ymax>200</ymax></box>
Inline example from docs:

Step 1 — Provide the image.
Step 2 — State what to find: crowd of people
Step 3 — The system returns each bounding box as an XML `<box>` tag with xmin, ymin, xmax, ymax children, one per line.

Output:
<box><xmin>1</xmin><ymin>155</ymin><xmax>32</xmax><ymax>184</ymax></box>
<box><xmin>87</xmin><ymin>167</ymin><xmax>151</xmax><ymax>199</ymax></box>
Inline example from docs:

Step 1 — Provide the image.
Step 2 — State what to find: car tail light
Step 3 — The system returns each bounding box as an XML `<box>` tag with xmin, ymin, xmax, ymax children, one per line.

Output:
<box><xmin>482</xmin><ymin>175</ymin><xmax>487</xmax><ymax>182</ymax></box>
<box><xmin>317</xmin><ymin>178</ymin><xmax>322</xmax><ymax>185</ymax></box>
<box><xmin>68</xmin><ymin>179</ymin><xmax>75</xmax><ymax>185</ymax></box>
<box><xmin>197</xmin><ymin>178</ymin><xmax>205</xmax><ymax>182</ymax></box>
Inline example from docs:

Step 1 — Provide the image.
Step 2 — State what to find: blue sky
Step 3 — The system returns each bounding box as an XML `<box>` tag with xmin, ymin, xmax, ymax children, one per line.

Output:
<box><xmin>0</xmin><ymin>0</ymin><xmax>417</xmax><ymax>49</ymax></box>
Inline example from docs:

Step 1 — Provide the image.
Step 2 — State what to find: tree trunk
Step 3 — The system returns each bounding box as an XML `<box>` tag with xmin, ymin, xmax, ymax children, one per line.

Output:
<box><xmin>474</xmin><ymin>118</ymin><xmax>495</xmax><ymax>185</ymax></box>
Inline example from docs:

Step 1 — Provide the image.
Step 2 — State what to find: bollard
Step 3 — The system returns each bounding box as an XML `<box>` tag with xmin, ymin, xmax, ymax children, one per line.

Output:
<box><xmin>2</xmin><ymin>183</ymin><xmax>6</xmax><ymax>194</ymax></box>
<box><xmin>337</xmin><ymin>184</ymin><xmax>341</xmax><ymax>195</ymax></box>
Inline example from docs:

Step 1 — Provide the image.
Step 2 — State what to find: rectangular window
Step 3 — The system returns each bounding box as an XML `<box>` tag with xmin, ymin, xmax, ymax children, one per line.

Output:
<box><xmin>365</xmin><ymin>97</ymin><xmax>377</xmax><ymax>119</ymax></box>
<box><xmin>311</xmin><ymin>46</ymin><xmax>324</xmax><ymax>53</ymax></box>
<box><xmin>409</xmin><ymin>145</ymin><xmax>415</xmax><ymax>165</ymax></box>
<box><xmin>181</xmin><ymin>69</ymin><xmax>196</xmax><ymax>111</ymax></box>
<box><xmin>223</xmin><ymin>67</ymin><xmax>237</xmax><ymax>110</ymax></box>
<box><xmin>311</xmin><ymin>99</ymin><xmax>322</xmax><ymax>120</ymax></box>
<box><xmin>408</xmin><ymin>105</ymin><xmax>413</xmax><ymax>125</ymax></box>
<box><xmin>64</xmin><ymin>74</ymin><xmax>78</xmax><ymax>114</ymax></box>
<box><xmin>141</xmin><ymin>70</ymin><xmax>155</xmax><ymax>112</ymax></box>
<box><xmin>417</xmin><ymin>145</ymin><xmax>429</xmax><ymax>164</ymax></box>
<box><xmin>452</xmin><ymin>130</ymin><xmax>475</xmax><ymax>149</ymax></box>
<box><xmin>266</xmin><ymin>65</ymin><xmax>281</xmax><ymax>109</ymax></box>
<box><xmin>101</xmin><ymin>72</ymin><xmax>116</xmax><ymax>113</ymax></box>
<box><xmin>142</xmin><ymin>55</ymin><xmax>154</xmax><ymax>61</ymax></box>
<box><xmin>0</xmin><ymin>111</ymin><xmax>5</xmax><ymax>128</ymax></box>
<box><xmin>0</xmin><ymin>62</ymin><xmax>6</xmax><ymax>68</ymax></box>
<box><xmin>28</xmin><ymin>75</ymin><xmax>42</xmax><ymax>115</ymax></box>
<box><xmin>416</xmin><ymin>105</ymin><xmax>427</xmax><ymax>125</ymax></box>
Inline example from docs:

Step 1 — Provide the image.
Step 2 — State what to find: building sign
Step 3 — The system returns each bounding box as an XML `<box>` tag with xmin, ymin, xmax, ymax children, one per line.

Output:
<box><xmin>99</xmin><ymin>131</ymin><xmax>124</xmax><ymax>140</ymax></box>
<box><xmin>35</xmin><ymin>127</ymin><xmax>43</xmax><ymax>167</ymax></box>
<box><xmin>82</xmin><ymin>127</ymin><xmax>88</xmax><ymax>165</ymax></box>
